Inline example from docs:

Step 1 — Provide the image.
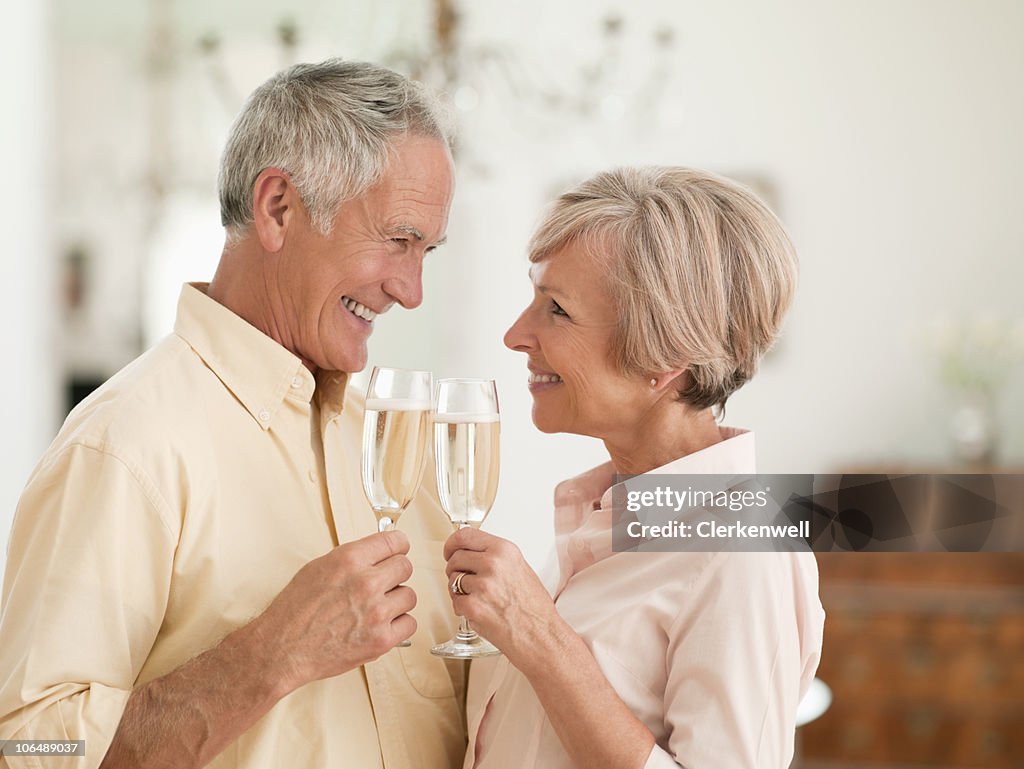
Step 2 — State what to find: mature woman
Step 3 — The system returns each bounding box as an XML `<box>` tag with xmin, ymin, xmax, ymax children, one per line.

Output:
<box><xmin>443</xmin><ymin>167</ymin><xmax>825</xmax><ymax>769</ymax></box>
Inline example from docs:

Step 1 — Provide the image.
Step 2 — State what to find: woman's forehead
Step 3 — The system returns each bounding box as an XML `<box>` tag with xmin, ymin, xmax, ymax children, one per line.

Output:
<box><xmin>528</xmin><ymin>245</ymin><xmax>613</xmax><ymax>304</ymax></box>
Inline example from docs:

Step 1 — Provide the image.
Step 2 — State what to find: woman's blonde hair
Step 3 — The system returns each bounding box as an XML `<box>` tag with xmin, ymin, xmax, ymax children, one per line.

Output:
<box><xmin>529</xmin><ymin>167</ymin><xmax>798</xmax><ymax>411</ymax></box>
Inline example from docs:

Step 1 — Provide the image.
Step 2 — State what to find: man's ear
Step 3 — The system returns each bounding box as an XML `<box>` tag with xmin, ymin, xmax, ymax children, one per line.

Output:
<box><xmin>251</xmin><ymin>168</ymin><xmax>294</xmax><ymax>253</ymax></box>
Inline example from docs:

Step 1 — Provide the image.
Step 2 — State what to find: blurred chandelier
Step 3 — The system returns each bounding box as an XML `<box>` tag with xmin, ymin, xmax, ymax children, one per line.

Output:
<box><xmin>196</xmin><ymin>0</ymin><xmax>679</xmax><ymax>132</ymax></box>
<box><xmin>382</xmin><ymin>0</ymin><xmax>679</xmax><ymax>125</ymax></box>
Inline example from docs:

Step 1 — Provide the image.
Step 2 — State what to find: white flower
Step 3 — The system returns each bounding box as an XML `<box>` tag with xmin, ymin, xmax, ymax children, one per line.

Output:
<box><xmin>970</xmin><ymin>312</ymin><xmax>1001</xmax><ymax>351</ymax></box>
<box><xmin>1010</xmin><ymin>318</ymin><xmax>1024</xmax><ymax>356</ymax></box>
<box><xmin>924</xmin><ymin>316</ymin><xmax>956</xmax><ymax>354</ymax></box>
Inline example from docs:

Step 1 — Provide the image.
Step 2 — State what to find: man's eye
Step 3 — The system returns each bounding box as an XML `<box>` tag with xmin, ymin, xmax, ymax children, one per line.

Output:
<box><xmin>390</xmin><ymin>238</ymin><xmax>408</xmax><ymax>247</ymax></box>
<box><xmin>551</xmin><ymin>300</ymin><xmax>569</xmax><ymax>317</ymax></box>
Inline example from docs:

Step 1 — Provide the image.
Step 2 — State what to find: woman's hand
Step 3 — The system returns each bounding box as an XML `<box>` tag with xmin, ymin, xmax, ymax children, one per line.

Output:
<box><xmin>443</xmin><ymin>527</ymin><xmax>563</xmax><ymax>667</ymax></box>
<box><xmin>445</xmin><ymin>527</ymin><xmax>657</xmax><ymax>769</ymax></box>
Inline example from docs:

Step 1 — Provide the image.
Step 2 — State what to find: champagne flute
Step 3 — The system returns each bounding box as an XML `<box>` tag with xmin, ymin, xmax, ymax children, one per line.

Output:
<box><xmin>430</xmin><ymin>378</ymin><xmax>502</xmax><ymax>659</ymax></box>
<box><xmin>361</xmin><ymin>366</ymin><xmax>433</xmax><ymax>531</ymax></box>
<box><xmin>361</xmin><ymin>366</ymin><xmax>432</xmax><ymax>648</ymax></box>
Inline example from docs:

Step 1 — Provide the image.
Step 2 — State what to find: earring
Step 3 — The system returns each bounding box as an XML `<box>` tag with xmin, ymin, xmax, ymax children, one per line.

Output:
<box><xmin>650</xmin><ymin>378</ymin><xmax>657</xmax><ymax>388</ymax></box>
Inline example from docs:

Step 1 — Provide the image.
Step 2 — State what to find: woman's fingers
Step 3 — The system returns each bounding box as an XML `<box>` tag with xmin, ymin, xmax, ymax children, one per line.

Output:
<box><xmin>442</xmin><ymin>526</ymin><xmax>499</xmax><ymax>560</ymax></box>
<box><xmin>445</xmin><ymin>548</ymin><xmax>490</xmax><ymax>578</ymax></box>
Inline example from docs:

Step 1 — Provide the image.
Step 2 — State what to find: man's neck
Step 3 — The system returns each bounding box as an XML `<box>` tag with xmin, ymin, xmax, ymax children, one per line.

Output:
<box><xmin>207</xmin><ymin>240</ymin><xmax>318</xmax><ymax>374</ymax></box>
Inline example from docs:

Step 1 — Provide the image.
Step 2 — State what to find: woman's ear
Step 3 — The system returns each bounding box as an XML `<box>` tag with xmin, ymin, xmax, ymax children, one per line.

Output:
<box><xmin>651</xmin><ymin>368</ymin><xmax>687</xmax><ymax>392</ymax></box>
<box><xmin>251</xmin><ymin>167</ymin><xmax>294</xmax><ymax>253</ymax></box>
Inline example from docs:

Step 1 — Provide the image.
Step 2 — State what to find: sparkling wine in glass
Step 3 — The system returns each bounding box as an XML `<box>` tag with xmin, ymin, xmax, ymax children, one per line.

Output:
<box><xmin>361</xmin><ymin>367</ymin><xmax>432</xmax><ymax>648</ymax></box>
<box><xmin>430</xmin><ymin>378</ymin><xmax>502</xmax><ymax>659</ymax></box>
<box><xmin>361</xmin><ymin>367</ymin><xmax>433</xmax><ymax>532</ymax></box>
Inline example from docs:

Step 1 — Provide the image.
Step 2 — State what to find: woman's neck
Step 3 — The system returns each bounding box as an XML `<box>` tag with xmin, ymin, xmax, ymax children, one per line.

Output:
<box><xmin>602</xmin><ymin>398</ymin><xmax>724</xmax><ymax>476</ymax></box>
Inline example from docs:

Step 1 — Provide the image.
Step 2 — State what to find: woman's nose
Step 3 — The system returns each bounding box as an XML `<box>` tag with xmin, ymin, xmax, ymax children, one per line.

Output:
<box><xmin>503</xmin><ymin>309</ymin><xmax>535</xmax><ymax>353</ymax></box>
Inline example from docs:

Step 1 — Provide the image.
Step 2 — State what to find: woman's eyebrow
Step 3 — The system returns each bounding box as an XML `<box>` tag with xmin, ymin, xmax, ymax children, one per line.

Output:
<box><xmin>535</xmin><ymin>283</ymin><xmax>569</xmax><ymax>299</ymax></box>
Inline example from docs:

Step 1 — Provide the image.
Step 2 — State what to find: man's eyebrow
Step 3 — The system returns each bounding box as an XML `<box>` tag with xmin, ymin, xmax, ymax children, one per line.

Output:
<box><xmin>387</xmin><ymin>225</ymin><xmax>447</xmax><ymax>247</ymax></box>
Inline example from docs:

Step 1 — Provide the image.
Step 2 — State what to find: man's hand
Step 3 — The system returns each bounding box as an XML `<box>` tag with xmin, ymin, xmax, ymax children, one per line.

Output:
<box><xmin>257</xmin><ymin>530</ymin><xmax>417</xmax><ymax>690</ymax></box>
<box><xmin>99</xmin><ymin>531</ymin><xmax>416</xmax><ymax>769</ymax></box>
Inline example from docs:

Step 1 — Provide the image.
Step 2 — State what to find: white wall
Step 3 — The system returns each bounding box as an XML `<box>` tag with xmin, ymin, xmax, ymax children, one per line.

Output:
<box><xmin>4</xmin><ymin>0</ymin><xmax>1023</xmax><ymax>572</ymax></box>
<box><xmin>1</xmin><ymin>3</ymin><xmax>58</xmax><ymax>565</ymax></box>
<box><xmin>372</xmin><ymin>0</ymin><xmax>1024</xmax><ymax>564</ymax></box>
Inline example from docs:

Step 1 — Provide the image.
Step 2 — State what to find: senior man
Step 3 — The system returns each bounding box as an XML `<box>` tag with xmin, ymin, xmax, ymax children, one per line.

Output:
<box><xmin>0</xmin><ymin>60</ymin><xmax>464</xmax><ymax>769</ymax></box>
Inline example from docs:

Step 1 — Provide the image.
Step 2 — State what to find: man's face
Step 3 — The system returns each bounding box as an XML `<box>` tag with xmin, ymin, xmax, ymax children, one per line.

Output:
<box><xmin>279</xmin><ymin>135</ymin><xmax>455</xmax><ymax>373</ymax></box>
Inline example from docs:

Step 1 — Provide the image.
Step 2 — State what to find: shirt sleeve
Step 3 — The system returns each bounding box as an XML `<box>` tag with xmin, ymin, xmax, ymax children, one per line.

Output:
<box><xmin>0</xmin><ymin>441</ymin><xmax>178</xmax><ymax>769</ymax></box>
<box><xmin>644</xmin><ymin>551</ymin><xmax>824</xmax><ymax>769</ymax></box>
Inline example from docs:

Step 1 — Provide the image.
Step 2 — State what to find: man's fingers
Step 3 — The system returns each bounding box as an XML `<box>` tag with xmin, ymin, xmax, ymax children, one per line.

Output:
<box><xmin>344</xmin><ymin>529</ymin><xmax>411</xmax><ymax>565</ymax></box>
<box><xmin>383</xmin><ymin>584</ymin><xmax>417</xmax><ymax>617</ymax></box>
<box><xmin>391</xmin><ymin>613</ymin><xmax>417</xmax><ymax>644</ymax></box>
<box><xmin>374</xmin><ymin>553</ymin><xmax>414</xmax><ymax>590</ymax></box>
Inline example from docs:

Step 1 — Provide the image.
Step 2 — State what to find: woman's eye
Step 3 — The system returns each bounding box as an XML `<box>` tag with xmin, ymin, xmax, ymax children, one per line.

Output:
<box><xmin>551</xmin><ymin>300</ymin><xmax>569</xmax><ymax>317</ymax></box>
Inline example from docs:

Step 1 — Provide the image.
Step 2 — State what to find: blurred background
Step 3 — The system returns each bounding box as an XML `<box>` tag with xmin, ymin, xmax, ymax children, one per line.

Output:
<box><xmin>2</xmin><ymin>0</ymin><xmax>1022</xmax><ymax>766</ymax></box>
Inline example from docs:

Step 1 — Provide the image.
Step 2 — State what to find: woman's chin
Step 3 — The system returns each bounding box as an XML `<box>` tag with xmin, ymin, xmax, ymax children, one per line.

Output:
<box><xmin>531</xmin><ymin>407</ymin><xmax>563</xmax><ymax>434</ymax></box>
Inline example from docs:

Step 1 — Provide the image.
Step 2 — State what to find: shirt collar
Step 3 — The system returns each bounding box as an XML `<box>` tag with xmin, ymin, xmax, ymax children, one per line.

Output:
<box><xmin>552</xmin><ymin>427</ymin><xmax>756</xmax><ymax>592</ymax></box>
<box><xmin>554</xmin><ymin>427</ymin><xmax>756</xmax><ymax>536</ymax></box>
<box><xmin>597</xmin><ymin>426</ymin><xmax>755</xmax><ymax>512</ymax></box>
<box><xmin>173</xmin><ymin>282</ymin><xmax>347</xmax><ymax>429</ymax></box>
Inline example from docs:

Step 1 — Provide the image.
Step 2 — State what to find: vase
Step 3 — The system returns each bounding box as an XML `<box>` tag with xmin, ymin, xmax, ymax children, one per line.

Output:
<box><xmin>949</xmin><ymin>390</ymin><xmax>997</xmax><ymax>467</ymax></box>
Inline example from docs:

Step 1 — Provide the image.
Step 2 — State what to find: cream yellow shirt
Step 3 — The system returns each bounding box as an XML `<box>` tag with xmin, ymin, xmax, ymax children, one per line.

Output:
<box><xmin>465</xmin><ymin>429</ymin><xmax>825</xmax><ymax>769</ymax></box>
<box><xmin>0</xmin><ymin>283</ymin><xmax>466</xmax><ymax>769</ymax></box>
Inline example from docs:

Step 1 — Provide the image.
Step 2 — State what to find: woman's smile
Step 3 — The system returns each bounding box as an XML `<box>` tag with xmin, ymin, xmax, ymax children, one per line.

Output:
<box><xmin>527</xmin><ymin>367</ymin><xmax>564</xmax><ymax>392</ymax></box>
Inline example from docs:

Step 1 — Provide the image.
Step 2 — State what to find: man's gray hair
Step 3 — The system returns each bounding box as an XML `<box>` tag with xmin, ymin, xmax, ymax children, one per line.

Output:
<box><xmin>218</xmin><ymin>58</ymin><xmax>454</xmax><ymax>240</ymax></box>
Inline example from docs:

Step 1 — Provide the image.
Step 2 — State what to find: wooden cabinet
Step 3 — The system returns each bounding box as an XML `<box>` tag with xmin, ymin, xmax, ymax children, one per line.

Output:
<box><xmin>797</xmin><ymin>554</ymin><xmax>1024</xmax><ymax>768</ymax></box>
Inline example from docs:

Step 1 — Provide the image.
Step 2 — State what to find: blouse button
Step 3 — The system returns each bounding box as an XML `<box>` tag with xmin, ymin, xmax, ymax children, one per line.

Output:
<box><xmin>258</xmin><ymin>409</ymin><xmax>271</xmax><ymax>422</ymax></box>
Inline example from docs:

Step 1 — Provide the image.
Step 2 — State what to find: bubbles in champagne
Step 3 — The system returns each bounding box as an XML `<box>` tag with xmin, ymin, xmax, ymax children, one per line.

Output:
<box><xmin>433</xmin><ymin>417</ymin><xmax>500</xmax><ymax>527</ymax></box>
<box><xmin>361</xmin><ymin>404</ymin><xmax>431</xmax><ymax>520</ymax></box>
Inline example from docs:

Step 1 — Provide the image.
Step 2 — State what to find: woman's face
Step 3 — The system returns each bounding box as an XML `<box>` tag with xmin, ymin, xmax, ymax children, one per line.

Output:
<box><xmin>504</xmin><ymin>241</ymin><xmax>651</xmax><ymax>438</ymax></box>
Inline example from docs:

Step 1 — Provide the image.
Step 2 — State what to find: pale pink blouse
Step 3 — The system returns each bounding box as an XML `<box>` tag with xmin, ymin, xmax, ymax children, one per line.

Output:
<box><xmin>465</xmin><ymin>428</ymin><xmax>825</xmax><ymax>769</ymax></box>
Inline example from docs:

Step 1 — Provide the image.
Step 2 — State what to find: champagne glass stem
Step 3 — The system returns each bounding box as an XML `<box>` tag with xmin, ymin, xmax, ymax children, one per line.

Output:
<box><xmin>456</xmin><ymin>616</ymin><xmax>477</xmax><ymax>643</ymax></box>
<box><xmin>452</xmin><ymin>522</ymin><xmax>482</xmax><ymax>644</ymax></box>
<box><xmin>378</xmin><ymin>512</ymin><xmax>409</xmax><ymax>646</ymax></box>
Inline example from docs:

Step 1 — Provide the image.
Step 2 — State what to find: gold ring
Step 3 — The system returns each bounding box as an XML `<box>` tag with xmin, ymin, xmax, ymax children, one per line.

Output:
<box><xmin>450</xmin><ymin>571</ymin><xmax>468</xmax><ymax>595</ymax></box>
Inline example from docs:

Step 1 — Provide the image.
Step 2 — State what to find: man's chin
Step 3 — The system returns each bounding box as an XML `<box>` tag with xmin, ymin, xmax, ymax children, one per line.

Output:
<box><xmin>307</xmin><ymin>347</ymin><xmax>367</xmax><ymax>376</ymax></box>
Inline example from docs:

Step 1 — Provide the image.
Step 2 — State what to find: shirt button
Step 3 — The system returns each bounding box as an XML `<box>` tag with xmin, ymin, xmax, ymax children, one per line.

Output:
<box><xmin>258</xmin><ymin>409</ymin><xmax>271</xmax><ymax>422</ymax></box>
<box><xmin>572</xmin><ymin>538</ymin><xmax>588</xmax><ymax>552</ymax></box>
<box><xmin>290</xmin><ymin>377</ymin><xmax>302</xmax><ymax>389</ymax></box>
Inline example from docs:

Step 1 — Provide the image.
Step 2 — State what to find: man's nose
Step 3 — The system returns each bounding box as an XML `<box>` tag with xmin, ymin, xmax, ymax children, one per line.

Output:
<box><xmin>384</xmin><ymin>255</ymin><xmax>424</xmax><ymax>310</ymax></box>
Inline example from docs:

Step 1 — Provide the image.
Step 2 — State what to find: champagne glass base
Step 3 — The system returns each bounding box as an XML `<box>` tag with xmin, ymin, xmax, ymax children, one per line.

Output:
<box><xmin>430</xmin><ymin>636</ymin><xmax>501</xmax><ymax>659</ymax></box>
